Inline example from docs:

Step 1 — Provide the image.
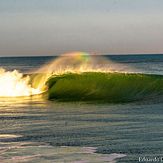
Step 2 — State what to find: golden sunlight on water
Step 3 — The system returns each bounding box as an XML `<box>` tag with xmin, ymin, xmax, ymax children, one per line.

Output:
<box><xmin>0</xmin><ymin>68</ymin><xmax>41</xmax><ymax>97</ymax></box>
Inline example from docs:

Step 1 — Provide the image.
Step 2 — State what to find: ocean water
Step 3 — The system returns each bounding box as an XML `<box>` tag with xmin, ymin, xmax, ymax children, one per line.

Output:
<box><xmin>0</xmin><ymin>54</ymin><xmax>163</xmax><ymax>163</ymax></box>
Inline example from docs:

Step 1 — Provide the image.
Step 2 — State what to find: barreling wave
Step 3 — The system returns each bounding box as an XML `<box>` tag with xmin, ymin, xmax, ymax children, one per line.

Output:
<box><xmin>46</xmin><ymin>72</ymin><xmax>163</xmax><ymax>103</ymax></box>
<box><xmin>1</xmin><ymin>52</ymin><xmax>163</xmax><ymax>102</ymax></box>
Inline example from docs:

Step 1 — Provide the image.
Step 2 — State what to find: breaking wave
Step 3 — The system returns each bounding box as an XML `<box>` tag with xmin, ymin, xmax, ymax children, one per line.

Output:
<box><xmin>1</xmin><ymin>52</ymin><xmax>163</xmax><ymax>102</ymax></box>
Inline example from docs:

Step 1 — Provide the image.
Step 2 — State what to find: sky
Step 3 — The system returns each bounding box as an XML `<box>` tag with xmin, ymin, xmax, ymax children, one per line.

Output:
<box><xmin>0</xmin><ymin>0</ymin><xmax>163</xmax><ymax>56</ymax></box>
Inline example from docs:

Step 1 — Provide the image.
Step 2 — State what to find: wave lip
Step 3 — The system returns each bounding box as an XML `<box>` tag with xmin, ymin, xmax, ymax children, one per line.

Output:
<box><xmin>47</xmin><ymin>72</ymin><xmax>163</xmax><ymax>103</ymax></box>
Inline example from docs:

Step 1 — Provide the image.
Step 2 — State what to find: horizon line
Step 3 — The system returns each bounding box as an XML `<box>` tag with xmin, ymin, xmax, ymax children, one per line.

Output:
<box><xmin>0</xmin><ymin>53</ymin><xmax>163</xmax><ymax>58</ymax></box>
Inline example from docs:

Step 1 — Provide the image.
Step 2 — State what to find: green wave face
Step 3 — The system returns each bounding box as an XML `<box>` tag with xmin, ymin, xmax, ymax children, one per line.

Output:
<box><xmin>46</xmin><ymin>72</ymin><xmax>163</xmax><ymax>103</ymax></box>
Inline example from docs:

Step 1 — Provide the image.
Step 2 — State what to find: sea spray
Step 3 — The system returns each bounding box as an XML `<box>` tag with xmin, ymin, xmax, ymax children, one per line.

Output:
<box><xmin>35</xmin><ymin>52</ymin><xmax>132</xmax><ymax>74</ymax></box>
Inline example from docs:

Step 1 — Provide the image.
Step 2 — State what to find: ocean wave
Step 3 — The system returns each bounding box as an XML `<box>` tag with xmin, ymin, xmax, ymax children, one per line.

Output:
<box><xmin>46</xmin><ymin>72</ymin><xmax>163</xmax><ymax>103</ymax></box>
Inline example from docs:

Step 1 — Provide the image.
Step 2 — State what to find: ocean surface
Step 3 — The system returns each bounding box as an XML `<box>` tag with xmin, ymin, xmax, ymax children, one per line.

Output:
<box><xmin>0</xmin><ymin>54</ymin><xmax>163</xmax><ymax>162</ymax></box>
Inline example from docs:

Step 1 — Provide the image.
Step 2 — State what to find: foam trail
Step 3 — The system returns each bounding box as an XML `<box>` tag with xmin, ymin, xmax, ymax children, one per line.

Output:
<box><xmin>0</xmin><ymin>142</ymin><xmax>126</xmax><ymax>163</ymax></box>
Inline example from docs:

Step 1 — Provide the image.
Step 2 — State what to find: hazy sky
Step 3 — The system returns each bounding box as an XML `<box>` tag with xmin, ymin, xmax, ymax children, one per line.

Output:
<box><xmin>0</xmin><ymin>0</ymin><xmax>163</xmax><ymax>56</ymax></box>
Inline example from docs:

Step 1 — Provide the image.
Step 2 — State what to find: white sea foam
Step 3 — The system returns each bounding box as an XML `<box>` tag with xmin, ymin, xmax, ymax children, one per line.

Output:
<box><xmin>0</xmin><ymin>142</ymin><xmax>126</xmax><ymax>162</ymax></box>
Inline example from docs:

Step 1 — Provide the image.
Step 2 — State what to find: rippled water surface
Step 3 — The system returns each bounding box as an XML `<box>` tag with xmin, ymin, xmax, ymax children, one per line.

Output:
<box><xmin>0</xmin><ymin>97</ymin><xmax>163</xmax><ymax>162</ymax></box>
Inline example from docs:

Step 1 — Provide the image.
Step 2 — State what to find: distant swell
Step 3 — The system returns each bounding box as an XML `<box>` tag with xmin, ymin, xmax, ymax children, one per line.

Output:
<box><xmin>46</xmin><ymin>72</ymin><xmax>163</xmax><ymax>103</ymax></box>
